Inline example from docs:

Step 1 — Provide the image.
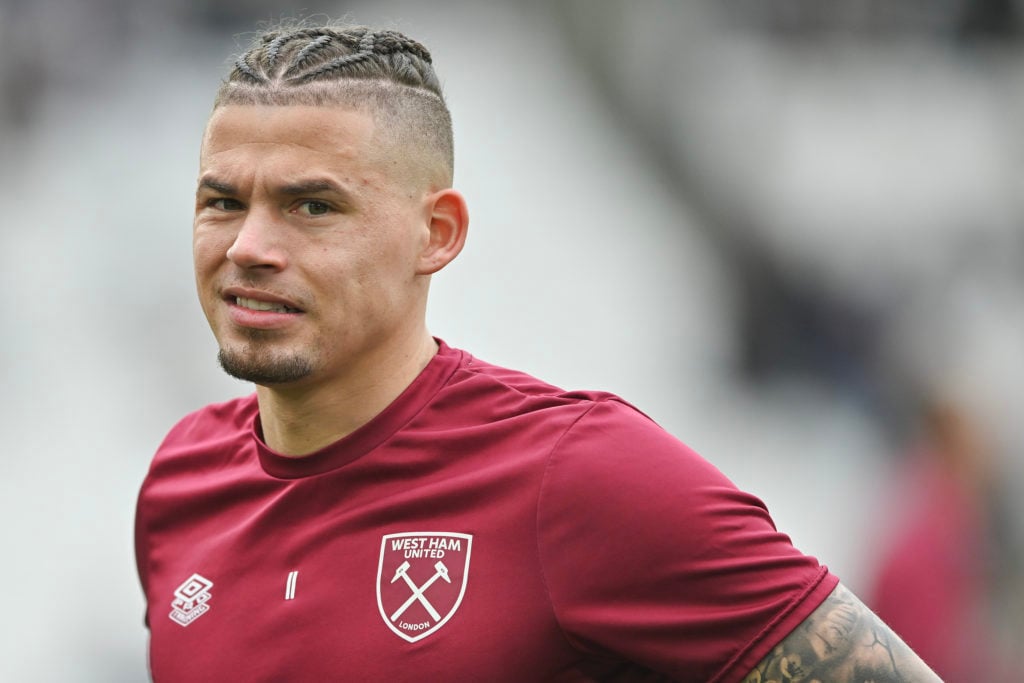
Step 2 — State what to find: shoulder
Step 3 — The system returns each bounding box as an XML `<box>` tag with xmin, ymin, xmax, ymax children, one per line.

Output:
<box><xmin>541</xmin><ymin>397</ymin><xmax>735</xmax><ymax>502</ymax></box>
<box><xmin>537</xmin><ymin>398</ymin><xmax>774</xmax><ymax>553</ymax></box>
<box><xmin>440</xmin><ymin>345</ymin><xmax>700</xmax><ymax>478</ymax></box>
<box><xmin>151</xmin><ymin>393</ymin><xmax>259</xmax><ymax>463</ymax></box>
<box><xmin>440</xmin><ymin>346</ymin><xmax>631</xmax><ymax>419</ymax></box>
<box><xmin>138</xmin><ymin>394</ymin><xmax>260</xmax><ymax>523</ymax></box>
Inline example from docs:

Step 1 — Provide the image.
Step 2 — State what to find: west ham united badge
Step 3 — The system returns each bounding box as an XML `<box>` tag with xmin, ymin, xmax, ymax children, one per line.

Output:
<box><xmin>376</xmin><ymin>531</ymin><xmax>472</xmax><ymax>642</ymax></box>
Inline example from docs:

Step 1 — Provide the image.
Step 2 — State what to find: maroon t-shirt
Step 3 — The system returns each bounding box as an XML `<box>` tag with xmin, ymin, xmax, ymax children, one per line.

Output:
<box><xmin>136</xmin><ymin>341</ymin><xmax>837</xmax><ymax>682</ymax></box>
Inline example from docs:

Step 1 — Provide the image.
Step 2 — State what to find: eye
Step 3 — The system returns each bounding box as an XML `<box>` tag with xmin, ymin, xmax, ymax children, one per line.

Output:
<box><xmin>208</xmin><ymin>197</ymin><xmax>245</xmax><ymax>211</ymax></box>
<box><xmin>295</xmin><ymin>200</ymin><xmax>333</xmax><ymax>217</ymax></box>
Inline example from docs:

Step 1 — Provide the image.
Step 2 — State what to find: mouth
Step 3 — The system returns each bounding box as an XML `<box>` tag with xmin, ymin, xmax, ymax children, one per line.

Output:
<box><xmin>232</xmin><ymin>296</ymin><xmax>302</xmax><ymax>314</ymax></box>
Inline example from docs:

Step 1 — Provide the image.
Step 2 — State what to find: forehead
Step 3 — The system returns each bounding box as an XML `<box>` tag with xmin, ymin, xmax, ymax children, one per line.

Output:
<box><xmin>200</xmin><ymin>104</ymin><xmax>384</xmax><ymax>173</ymax></box>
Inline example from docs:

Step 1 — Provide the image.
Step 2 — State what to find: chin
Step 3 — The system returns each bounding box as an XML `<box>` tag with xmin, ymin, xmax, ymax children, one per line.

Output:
<box><xmin>217</xmin><ymin>347</ymin><xmax>316</xmax><ymax>385</ymax></box>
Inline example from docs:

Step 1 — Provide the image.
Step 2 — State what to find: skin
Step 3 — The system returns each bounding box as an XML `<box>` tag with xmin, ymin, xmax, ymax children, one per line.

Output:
<box><xmin>194</xmin><ymin>104</ymin><xmax>468</xmax><ymax>456</ymax></box>
<box><xmin>742</xmin><ymin>584</ymin><xmax>944</xmax><ymax>682</ymax></box>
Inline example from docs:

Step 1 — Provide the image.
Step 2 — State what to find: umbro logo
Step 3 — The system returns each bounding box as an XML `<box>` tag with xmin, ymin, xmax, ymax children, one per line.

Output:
<box><xmin>169</xmin><ymin>573</ymin><xmax>214</xmax><ymax>627</ymax></box>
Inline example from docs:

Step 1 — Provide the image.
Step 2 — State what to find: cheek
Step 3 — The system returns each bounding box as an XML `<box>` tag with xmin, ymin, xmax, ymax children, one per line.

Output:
<box><xmin>193</xmin><ymin>227</ymin><xmax>230</xmax><ymax>275</ymax></box>
<box><xmin>325</xmin><ymin>219</ymin><xmax>412</xmax><ymax>283</ymax></box>
<box><xmin>368</xmin><ymin>216</ymin><xmax>423</xmax><ymax>276</ymax></box>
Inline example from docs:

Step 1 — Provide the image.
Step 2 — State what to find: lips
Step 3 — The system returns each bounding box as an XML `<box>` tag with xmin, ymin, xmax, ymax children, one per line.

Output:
<box><xmin>234</xmin><ymin>296</ymin><xmax>301</xmax><ymax>314</ymax></box>
<box><xmin>222</xmin><ymin>287</ymin><xmax>305</xmax><ymax>316</ymax></box>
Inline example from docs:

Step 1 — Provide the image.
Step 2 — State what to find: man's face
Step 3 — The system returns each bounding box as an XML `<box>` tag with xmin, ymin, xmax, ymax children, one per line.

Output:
<box><xmin>194</xmin><ymin>104</ymin><xmax>433</xmax><ymax>388</ymax></box>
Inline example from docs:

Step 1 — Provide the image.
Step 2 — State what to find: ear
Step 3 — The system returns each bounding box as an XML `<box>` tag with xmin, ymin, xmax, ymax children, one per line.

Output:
<box><xmin>416</xmin><ymin>188</ymin><xmax>469</xmax><ymax>275</ymax></box>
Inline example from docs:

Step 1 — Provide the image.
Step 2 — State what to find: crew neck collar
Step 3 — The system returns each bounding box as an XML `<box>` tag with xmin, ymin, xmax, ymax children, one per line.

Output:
<box><xmin>254</xmin><ymin>340</ymin><xmax>463</xmax><ymax>479</ymax></box>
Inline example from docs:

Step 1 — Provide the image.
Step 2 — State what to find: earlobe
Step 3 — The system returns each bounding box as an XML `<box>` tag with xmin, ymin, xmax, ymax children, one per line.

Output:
<box><xmin>417</xmin><ymin>189</ymin><xmax>469</xmax><ymax>275</ymax></box>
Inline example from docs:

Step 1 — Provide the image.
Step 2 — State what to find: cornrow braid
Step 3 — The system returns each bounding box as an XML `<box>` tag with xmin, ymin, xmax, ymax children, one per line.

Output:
<box><xmin>265</xmin><ymin>33</ymin><xmax>292</xmax><ymax>68</ymax></box>
<box><xmin>233</xmin><ymin>53</ymin><xmax>266</xmax><ymax>84</ymax></box>
<box><xmin>371</xmin><ymin>30</ymin><xmax>432</xmax><ymax>63</ymax></box>
<box><xmin>289</xmin><ymin>29</ymin><xmax>377</xmax><ymax>84</ymax></box>
<box><xmin>290</xmin><ymin>34</ymin><xmax>333</xmax><ymax>72</ymax></box>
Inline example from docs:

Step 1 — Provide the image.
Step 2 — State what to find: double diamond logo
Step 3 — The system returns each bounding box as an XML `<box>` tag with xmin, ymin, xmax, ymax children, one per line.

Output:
<box><xmin>376</xmin><ymin>532</ymin><xmax>472</xmax><ymax>642</ymax></box>
<box><xmin>169</xmin><ymin>573</ymin><xmax>214</xmax><ymax>627</ymax></box>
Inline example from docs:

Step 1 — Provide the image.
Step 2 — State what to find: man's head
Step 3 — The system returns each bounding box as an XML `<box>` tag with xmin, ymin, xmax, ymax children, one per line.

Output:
<box><xmin>215</xmin><ymin>24</ymin><xmax>454</xmax><ymax>190</ymax></box>
<box><xmin>194</xmin><ymin>23</ymin><xmax>468</xmax><ymax>390</ymax></box>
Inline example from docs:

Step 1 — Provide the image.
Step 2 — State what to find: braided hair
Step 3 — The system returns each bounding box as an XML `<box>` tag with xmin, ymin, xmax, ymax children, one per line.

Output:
<box><xmin>214</xmin><ymin>23</ymin><xmax>453</xmax><ymax>184</ymax></box>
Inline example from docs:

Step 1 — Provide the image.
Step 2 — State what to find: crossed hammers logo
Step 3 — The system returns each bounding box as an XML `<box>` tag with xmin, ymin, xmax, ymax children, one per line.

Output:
<box><xmin>389</xmin><ymin>560</ymin><xmax>451</xmax><ymax>622</ymax></box>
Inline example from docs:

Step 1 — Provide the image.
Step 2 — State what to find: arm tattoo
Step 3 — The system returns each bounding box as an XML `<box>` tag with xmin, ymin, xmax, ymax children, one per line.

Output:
<box><xmin>741</xmin><ymin>584</ymin><xmax>943</xmax><ymax>682</ymax></box>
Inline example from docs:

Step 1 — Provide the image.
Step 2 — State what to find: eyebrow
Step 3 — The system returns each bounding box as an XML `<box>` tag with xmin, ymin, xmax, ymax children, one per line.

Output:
<box><xmin>197</xmin><ymin>177</ymin><xmax>237</xmax><ymax>195</ymax></box>
<box><xmin>280</xmin><ymin>179</ymin><xmax>347</xmax><ymax>196</ymax></box>
<box><xmin>196</xmin><ymin>176</ymin><xmax>352</xmax><ymax>199</ymax></box>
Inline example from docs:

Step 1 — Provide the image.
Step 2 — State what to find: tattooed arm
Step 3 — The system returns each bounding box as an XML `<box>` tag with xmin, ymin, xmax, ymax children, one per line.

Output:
<box><xmin>741</xmin><ymin>583</ymin><xmax>943</xmax><ymax>682</ymax></box>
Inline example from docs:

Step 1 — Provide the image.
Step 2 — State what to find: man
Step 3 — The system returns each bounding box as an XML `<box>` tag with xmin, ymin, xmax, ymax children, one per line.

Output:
<box><xmin>135</xmin><ymin>22</ymin><xmax>943</xmax><ymax>682</ymax></box>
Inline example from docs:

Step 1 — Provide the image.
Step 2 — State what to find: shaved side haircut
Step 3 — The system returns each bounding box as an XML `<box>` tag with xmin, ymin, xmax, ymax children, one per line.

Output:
<box><xmin>215</xmin><ymin>23</ymin><xmax>454</xmax><ymax>187</ymax></box>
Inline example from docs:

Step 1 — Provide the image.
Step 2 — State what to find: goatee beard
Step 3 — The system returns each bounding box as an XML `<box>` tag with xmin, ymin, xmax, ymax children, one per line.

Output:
<box><xmin>217</xmin><ymin>346</ymin><xmax>314</xmax><ymax>385</ymax></box>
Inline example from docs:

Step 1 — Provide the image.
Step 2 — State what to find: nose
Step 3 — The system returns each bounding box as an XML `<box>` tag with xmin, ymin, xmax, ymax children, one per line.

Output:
<box><xmin>226</xmin><ymin>210</ymin><xmax>288</xmax><ymax>271</ymax></box>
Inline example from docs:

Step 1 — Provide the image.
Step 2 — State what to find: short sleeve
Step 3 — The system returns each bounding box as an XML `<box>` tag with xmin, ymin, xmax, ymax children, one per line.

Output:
<box><xmin>536</xmin><ymin>400</ymin><xmax>838</xmax><ymax>683</ymax></box>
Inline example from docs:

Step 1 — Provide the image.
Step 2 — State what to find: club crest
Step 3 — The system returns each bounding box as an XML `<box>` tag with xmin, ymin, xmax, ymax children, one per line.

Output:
<box><xmin>376</xmin><ymin>532</ymin><xmax>472</xmax><ymax>642</ymax></box>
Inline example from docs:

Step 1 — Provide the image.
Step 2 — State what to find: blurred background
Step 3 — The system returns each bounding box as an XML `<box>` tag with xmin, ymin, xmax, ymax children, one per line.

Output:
<box><xmin>2</xmin><ymin>0</ymin><xmax>1022</xmax><ymax>679</ymax></box>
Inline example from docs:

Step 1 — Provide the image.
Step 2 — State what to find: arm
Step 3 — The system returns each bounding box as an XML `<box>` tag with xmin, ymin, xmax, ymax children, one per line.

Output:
<box><xmin>742</xmin><ymin>583</ymin><xmax>943</xmax><ymax>682</ymax></box>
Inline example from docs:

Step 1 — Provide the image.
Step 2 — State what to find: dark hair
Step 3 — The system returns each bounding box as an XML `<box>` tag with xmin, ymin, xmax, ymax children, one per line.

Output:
<box><xmin>215</xmin><ymin>23</ymin><xmax>453</xmax><ymax>184</ymax></box>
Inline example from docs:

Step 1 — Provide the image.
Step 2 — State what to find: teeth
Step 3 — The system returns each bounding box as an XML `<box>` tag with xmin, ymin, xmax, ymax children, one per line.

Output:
<box><xmin>235</xmin><ymin>296</ymin><xmax>296</xmax><ymax>313</ymax></box>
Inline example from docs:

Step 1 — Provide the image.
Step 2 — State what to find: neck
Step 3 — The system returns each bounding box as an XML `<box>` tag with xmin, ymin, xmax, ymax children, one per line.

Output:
<box><xmin>255</xmin><ymin>332</ymin><xmax>439</xmax><ymax>457</ymax></box>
